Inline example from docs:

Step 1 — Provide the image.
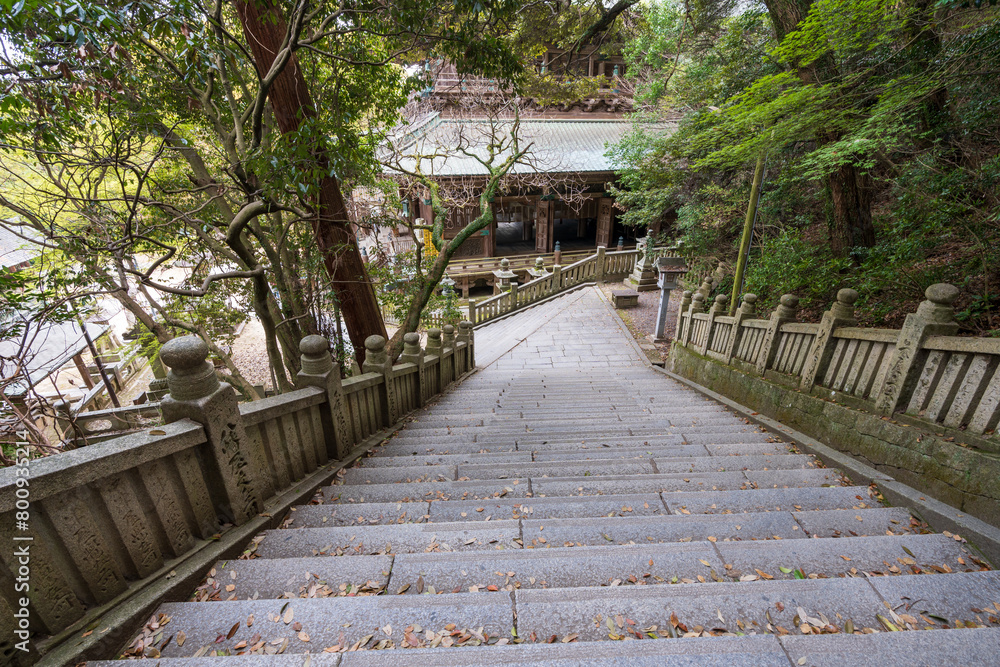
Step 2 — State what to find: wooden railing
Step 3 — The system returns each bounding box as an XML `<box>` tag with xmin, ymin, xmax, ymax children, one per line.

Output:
<box><xmin>674</xmin><ymin>284</ymin><xmax>1000</xmax><ymax>443</ymax></box>
<box><xmin>469</xmin><ymin>247</ymin><xmax>640</xmax><ymax>326</ymax></box>
<box><xmin>0</xmin><ymin>324</ymin><xmax>475</xmax><ymax>661</ymax></box>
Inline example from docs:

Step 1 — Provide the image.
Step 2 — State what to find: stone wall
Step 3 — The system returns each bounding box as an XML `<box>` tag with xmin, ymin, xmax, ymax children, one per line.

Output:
<box><xmin>670</xmin><ymin>282</ymin><xmax>1000</xmax><ymax>528</ymax></box>
<box><xmin>0</xmin><ymin>325</ymin><xmax>475</xmax><ymax>664</ymax></box>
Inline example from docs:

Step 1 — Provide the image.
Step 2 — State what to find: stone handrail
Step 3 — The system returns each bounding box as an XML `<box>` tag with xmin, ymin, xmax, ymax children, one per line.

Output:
<box><xmin>469</xmin><ymin>247</ymin><xmax>640</xmax><ymax>326</ymax></box>
<box><xmin>674</xmin><ymin>283</ymin><xmax>999</xmax><ymax>444</ymax></box>
<box><xmin>0</xmin><ymin>323</ymin><xmax>475</xmax><ymax>662</ymax></box>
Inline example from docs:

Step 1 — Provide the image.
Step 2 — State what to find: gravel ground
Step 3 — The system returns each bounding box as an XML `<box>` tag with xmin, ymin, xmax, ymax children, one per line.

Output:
<box><xmin>598</xmin><ymin>281</ymin><xmax>683</xmax><ymax>363</ymax></box>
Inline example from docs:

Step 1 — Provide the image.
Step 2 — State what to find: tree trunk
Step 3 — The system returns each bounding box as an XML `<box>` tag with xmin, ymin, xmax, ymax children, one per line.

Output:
<box><xmin>235</xmin><ymin>0</ymin><xmax>386</xmax><ymax>365</ymax></box>
<box><xmin>827</xmin><ymin>163</ymin><xmax>875</xmax><ymax>256</ymax></box>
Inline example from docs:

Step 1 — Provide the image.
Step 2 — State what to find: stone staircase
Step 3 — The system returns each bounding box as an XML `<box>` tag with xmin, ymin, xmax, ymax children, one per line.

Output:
<box><xmin>96</xmin><ymin>289</ymin><xmax>1000</xmax><ymax>666</ymax></box>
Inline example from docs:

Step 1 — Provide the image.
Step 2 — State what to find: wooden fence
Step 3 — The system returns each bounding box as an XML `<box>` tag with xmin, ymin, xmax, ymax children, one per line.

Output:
<box><xmin>470</xmin><ymin>247</ymin><xmax>640</xmax><ymax>326</ymax></box>
<box><xmin>0</xmin><ymin>324</ymin><xmax>474</xmax><ymax>661</ymax></box>
<box><xmin>674</xmin><ymin>283</ymin><xmax>1000</xmax><ymax>442</ymax></box>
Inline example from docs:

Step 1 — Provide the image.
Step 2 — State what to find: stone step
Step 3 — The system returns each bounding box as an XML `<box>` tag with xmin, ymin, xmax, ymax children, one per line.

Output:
<box><xmin>326</xmin><ymin>479</ymin><xmax>528</xmax><ymax>503</ymax></box>
<box><xmin>513</xmin><ymin>571</ymin><xmax>1000</xmax><ymax>641</ymax></box>
<box><xmin>289</xmin><ymin>502</ymin><xmax>431</xmax><ymax>527</ymax></box>
<box><xmin>427</xmin><ymin>494</ymin><xmax>668</xmax><ymax>522</ymax></box>
<box><xmin>653</xmin><ymin>455</ymin><xmax>816</xmax><ymax>473</ymax></box>
<box><xmin>664</xmin><ymin>486</ymin><xmax>875</xmax><ymax>514</ymax></box>
<box><xmin>153</xmin><ymin>595</ymin><xmax>513</xmax><ymax>658</ymax></box>
<box><xmin>255</xmin><ymin>519</ymin><xmax>522</xmax><ymax>558</ymax></box>
<box><xmin>530</xmin><ymin>469</ymin><xmax>842</xmax><ymax>497</ymax></box>
<box><xmin>519</xmin><ymin>508</ymin><xmax>910</xmax><ymax>548</ymax></box>
<box><xmin>779</xmin><ymin>627</ymin><xmax>1000</xmax><ymax>667</ymax></box>
<box><xmin>529</xmin><ymin>445</ymin><xmax>711</xmax><ymax>461</ymax></box>
<box><xmin>387</xmin><ymin>542</ymin><xmax>724</xmax><ymax>595</ymax></box>
<box><xmin>342</xmin><ymin>465</ymin><xmax>458</xmax><ymax>485</ymax></box>
<box><xmin>714</xmin><ymin>533</ymin><xmax>972</xmax><ymax>580</ymax></box>
<box><xmin>372</xmin><ymin>442</ymin><xmax>519</xmax><ymax>457</ymax></box>
<box><xmin>456</xmin><ymin>460</ymin><xmax>655</xmax><ymax>480</ymax></box>
<box><xmin>360</xmin><ymin>452</ymin><xmax>533</xmax><ymax>467</ymax></box>
<box><xmin>337</xmin><ymin>635</ymin><xmax>791</xmax><ymax>666</ymax></box>
<box><xmin>206</xmin><ymin>555</ymin><xmax>392</xmax><ymax>599</ymax></box>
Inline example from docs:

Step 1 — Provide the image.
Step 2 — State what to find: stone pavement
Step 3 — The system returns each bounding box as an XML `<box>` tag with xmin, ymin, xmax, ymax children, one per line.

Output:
<box><xmin>101</xmin><ymin>287</ymin><xmax>1000</xmax><ymax>665</ymax></box>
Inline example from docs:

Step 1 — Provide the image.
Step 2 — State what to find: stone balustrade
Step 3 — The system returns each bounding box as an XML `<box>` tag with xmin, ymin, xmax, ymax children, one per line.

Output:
<box><xmin>671</xmin><ymin>284</ymin><xmax>1000</xmax><ymax>527</ymax></box>
<box><xmin>470</xmin><ymin>247</ymin><xmax>640</xmax><ymax>326</ymax></box>
<box><xmin>0</xmin><ymin>325</ymin><xmax>475</xmax><ymax>662</ymax></box>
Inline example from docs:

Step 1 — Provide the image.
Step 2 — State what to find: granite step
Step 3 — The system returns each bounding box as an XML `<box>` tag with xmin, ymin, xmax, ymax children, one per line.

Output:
<box><xmin>519</xmin><ymin>508</ymin><xmax>911</xmax><ymax>547</ymax></box>
<box><xmin>204</xmin><ymin>555</ymin><xmax>393</xmax><ymax>599</ymax></box>
<box><xmin>427</xmin><ymin>494</ymin><xmax>668</xmax><ymax>522</ymax></box>
<box><xmin>359</xmin><ymin>452</ymin><xmax>534</xmax><ymax>467</ymax></box>
<box><xmin>152</xmin><ymin>595</ymin><xmax>513</xmax><ymax>658</ymax></box>
<box><xmin>530</xmin><ymin>468</ymin><xmax>842</xmax><ymax>497</ymax></box>
<box><xmin>779</xmin><ymin>627</ymin><xmax>1000</xmax><ymax>667</ymax></box>
<box><xmin>255</xmin><ymin>519</ymin><xmax>522</xmax><ymax>558</ymax></box>
<box><xmin>325</xmin><ymin>479</ymin><xmax>529</xmax><ymax>503</ymax></box>
<box><xmin>662</xmin><ymin>486</ymin><xmax>875</xmax><ymax>514</ymax></box>
<box><xmin>513</xmin><ymin>571</ymin><xmax>1000</xmax><ymax>641</ymax></box>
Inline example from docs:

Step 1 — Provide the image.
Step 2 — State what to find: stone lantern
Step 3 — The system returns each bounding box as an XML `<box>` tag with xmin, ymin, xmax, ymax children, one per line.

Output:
<box><xmin>627</xmin><ymin>236</ymin><xmax>658</xmax><ymax>292</ymax></box>
<box><xmin>526</xmin><ymin>256</ymin><xmax>550</xmax><ymax>281</ymax></box>
<box><xmin>493</xmin><ymin>257</ymin><xmax>518</xmax><ymax>294</ymax></box>
<box><xmin>653</xmin><ymin>256</ymin><xmax>689</xmax><ymax>342</ymax></box>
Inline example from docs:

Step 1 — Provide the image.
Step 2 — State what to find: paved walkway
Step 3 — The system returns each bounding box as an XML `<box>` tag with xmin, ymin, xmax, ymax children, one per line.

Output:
<box><xmin>109</xmin><ymin>287</ymin><xmax>1000</xmax><ymax>665</ymax></box>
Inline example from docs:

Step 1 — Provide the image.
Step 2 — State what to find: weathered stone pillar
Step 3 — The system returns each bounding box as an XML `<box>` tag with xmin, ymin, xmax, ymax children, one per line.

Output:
<box><xmin>755</xmin><ymin>294</ymin><xmax>799</xmax><ymax>375</ymax></box>
<box><xmin>399</xmin><ymin>332</ymin><xmax>426</xmax><ymax>406</ymax></box>
<box><xmin>441</xmin><ymin>324</ymin><xmax>456</xmax><ymax>387</ymax></box>
<box><xmin>682</xmin><ymin>293</ymin><xmax>706</xmax><ymax>346</ymax></box>
<box><xmin>551</xmin><ymin>264</ymin><xmax>562</xmax><ymax>293</ymax></box>
<box><xmin>296</xmin><ymin>335</ymin><xmax>351</xmax><ymax>459</ymax></box>
<box><xmin>456</xmin><ymin>321</ymin><xmax>472</xmax><ymax>374</ymax></box>
<box><xmin>696</xmin><ymin>276</ymin><xmax>714</xmax><ymax>300</ymax></box>
<box><xmin>426</xmin><ymin>327</ymin><xmax>443</xmax><ymax>392</ymax></box>
<box><xmin>875</xmin><ymin>283</ymin><xmax>960</xmax><ymax>415</ymax></box>
<box><xmin>701</xmin><ymin>294</ymin><xmax>729</xmax><ymax>355</ymax></box>
<box><xmin>159</xmin><ymin>336</ymin><xmax>270</xmax><ymax>524</ymax></box>
<box><xmin>508</xmin><ymin>281</ymin><xmax>519</xmax><ymax>312</ymax></box>
<box><xmin>468</xmin><ymin>298</ymin><xmax>477</xmax><ymax>325</ymax></box>
<box><xmin>595</xmin><ymin>246</ymin><xmax>607</xmax><ymax>284</ymax></box>
<box><xmin>362</xmin><ymin>335</ymin><xmax>397</xmax><ymax>426</ymax></box>
<box><xmin>799</xmin><ymin>289</ymin><xmax>859</xmax><ymax>391</ymax></box>
<box><xmin>724</xmin><ymin>293</ymin><xmax>757</xmax><ymax>364</ymax></box>
<box><xmin>674</xmin><ymin>290</ymin><xmax>692</xmax><ymax>340</ymax></box>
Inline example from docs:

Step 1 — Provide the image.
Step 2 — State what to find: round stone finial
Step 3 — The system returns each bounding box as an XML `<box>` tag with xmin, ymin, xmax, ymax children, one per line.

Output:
<box><xmin>535</xmin><ymin>257</ymin><xmax>544</xmax><ymax>269</ymax></box>
<box><xmin>458</xmin><ymin>321</ymin><xmax>472</xmax><ymax>331</ymax></box>
<box><xmin>403</xmin><ymin>332</ymin><xmax>420</xmax><ymax>345</ymax></box>
<box><xmin>836</xmin><ymin>288</ymin><xmax>860</xmax><ymax>306</ymax></box>
<box><xmin>443</xmin><ymin>325</ymin><xmax>455</xmax><ymax>334</ymax></box>
<box><xmin>925</xmin><ymin>283</ymin><xmax>959</xmax><ymax>306</ymax></box>
<box><xmin>160</xmin><ymin>336</ymin><xmax>208</xmax><ymax>371</ymax></box>
<box><xmin>692</xmin><ymin>293</ymin><xmax>706</xmax><ymax>302</ymax></box>
<box><xmin>365</xmin><ymin>335</ymin><xmax>386</xmax><ymax>352</ymax></box>
<box><xmin>159</xmin><ymin>335</ymin><xmax>219</xmax><ymax>401</ymax></box>
<box><xmin>402</xmin><ymin>332</ymin><xmax>421</xmax><ymax>358</ymax></box>
<box><xmin>500</xmin><ymin>258</ymin><xmax>510</xmax><ymax>270</ymax></box>
<box><xmin>715</xmin><ymin>294</ymin><xmax>729</xmax><ymax>304</ymax></box>
<box><xmin>299</xmin><ymin>334</ymin><xmax>329</xmax><ymax>356</ymax></box>
<box><xmin>682</xmin><ymin>290</ymin><xmax>692</xmax><ymax>298</ymax></box>
<box><xmin>779</xmin><ymin>294</ymin><xmax>799</xmax><ymax>308</ymax></box>
<box><xmin>744</xmin><ymin>294</ymin><xmax>758</xmax><ymax>304</ymax></box>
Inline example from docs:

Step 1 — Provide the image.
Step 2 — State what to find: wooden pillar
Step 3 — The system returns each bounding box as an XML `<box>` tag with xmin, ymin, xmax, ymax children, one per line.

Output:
<box><xmin>72</xmin><ymin>353</ymin><xmax>95</xmax><ymax>389</ymax></box>
<box><xmin>596</xmin><ymin>197</ymin><xmax>613</xmax><ymax>248</ymax></box>
<box><xmin>535</xmin><ymin>199</ymin><xmax>554</xmax><ymax>253</ymax></box>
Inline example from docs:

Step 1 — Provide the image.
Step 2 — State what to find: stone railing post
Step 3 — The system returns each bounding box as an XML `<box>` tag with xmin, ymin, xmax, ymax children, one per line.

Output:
<box><xmin>551</xmin><ymin>264</ymin><xmax>562</xmax><ymax>293</ymax></box>
<box><xmin>595</xmin><ymin>246</ymin><xmax>607</xmax><ymax>284</ymax></box>
<box><xmin>724</xmin><ymin>294</ymin><xmax>757</xmax><ymax>364</ymax></box>
<box><xmin>441</xmin><ymin>324</ymin><xmax>456</xmax><ymax>387</ymax></box>
<box><xmin>468</xmin><ymin>298</ymin><xmax>477</xmax><ymax>325</ymax></box>
<box><xmin>674</xmin><ymin>290</ymin><xmax>692</xmax><ymax>340</ymax></box>
<box><xmin>296</xmin><ymin>335</ymin><xmax>351</xmax><ymax>459</ymax></box>
<box><xmin>456</xmin><ymin>321</ymin><xmax>473</xmax><ymax>373</ymax></box>
<box><xmin>799</xmin><ymin>289</ymin><xmax>859</xmax><ymax>391</ymax></box>
<box><xmin>159</xmin><ymin>336</ymin><xmax>271</xmax><ymax>524</ymax></box>
<box><xmin>399</xmin><ymin>332</ymin><xmax>426</xmax><ymax>406</ymax></box>
<box><xmin>508</xmin><ymin>282</ymin><xmax>519</xmax><ymax>312</ymax></box>
<box><xmin>696</xmin><ymin>276</ymin><xmax>714</xmax><ymax>300</ymax></box>
<box><xmin>362</xmin><ymin>335</ymin><xmax>396</xmax><ymax>426</ymax></box>
<box><xmin>875</xmin><ymin>283</ymin><xmax>960</xmax><ymax>415</ymax></box>
<box><xmin>426</xmin><ymin>327</ymin><xmax>443</xmax><ymax>390</ymax></box>
<box><xmin>682</xmin><ymin>293</ymin><xmax>706</xmax><ymax>346</ymax></box>
<box><xmin>700</xmin><ymin>294</ymin><xmax>729</xmax><ymax>355</ymax></box>
<box><xmin>755</xmin><ymin>294</ymin><xmax>799</xmax><ymax>375</ymax></box>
